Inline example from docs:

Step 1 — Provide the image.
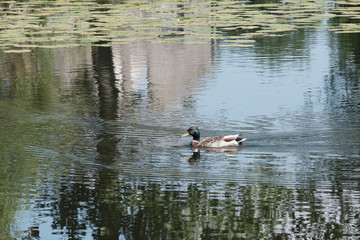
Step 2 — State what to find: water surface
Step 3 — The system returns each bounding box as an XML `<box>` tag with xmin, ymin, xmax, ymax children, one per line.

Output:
<box><xmin>1</xmin><ymin>20</ymin><xmax>360</xmax><ymax>240</ymax></box>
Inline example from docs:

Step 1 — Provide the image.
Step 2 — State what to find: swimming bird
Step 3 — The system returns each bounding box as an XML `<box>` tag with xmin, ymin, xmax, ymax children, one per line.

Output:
<box><xmin>180</xmin><ymin>126</ymin><xmax>246</xmax><ymax>148</ymax></box>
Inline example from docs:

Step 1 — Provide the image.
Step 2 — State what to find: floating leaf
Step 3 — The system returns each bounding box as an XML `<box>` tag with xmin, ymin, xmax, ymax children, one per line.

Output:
<box><xmin>13</xmin><ymin>44</ymin><xmax>39</xmax><ymax>48</ymax></box>
<box><xmin>335</xmin><ymin>1</ymin><xmax>360</xmax><ymax>6</ymax></box>
<box><xmin>37</xmin><ymin>43</ymin><xmax>84</xmax><ymax>48</ymax></box>
<box><xmin>4</xmin><ymin>49</ymin><xmax>31</xmax><ymax>53</ymax></box>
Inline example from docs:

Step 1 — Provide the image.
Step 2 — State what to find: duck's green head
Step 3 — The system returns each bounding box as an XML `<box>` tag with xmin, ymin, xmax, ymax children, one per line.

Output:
<box><xmin>181</xmin><ymin>126</ymin><xmax>200</xmax><ymax>141</ymax></box>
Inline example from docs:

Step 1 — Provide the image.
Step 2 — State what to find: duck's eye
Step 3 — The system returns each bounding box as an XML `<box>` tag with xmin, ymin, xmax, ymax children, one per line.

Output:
<box><xmin>191</xmin><ymin>129</ymin><xmax>199</xmax><ymax>135</ymax></box>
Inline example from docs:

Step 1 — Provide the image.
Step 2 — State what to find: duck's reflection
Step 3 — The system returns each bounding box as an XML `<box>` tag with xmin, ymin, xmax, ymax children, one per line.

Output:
<box><xmin>204</xmin><ymin>148</ymin><xmax>239</xmax><ymax>154</ymax></box>
<box><xmin>181</xmin><ymin>148</ymin><xmax>201</xmax><ymax>165</ymax></box>
<box><xmin>181</xmin><ymin>147</ymin><xmax>240</xmax><ymax>164</ymax></box>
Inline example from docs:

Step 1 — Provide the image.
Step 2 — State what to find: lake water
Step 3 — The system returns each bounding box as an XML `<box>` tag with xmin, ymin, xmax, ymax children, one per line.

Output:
<box><xmin>1</xmin><ymin>12</ymin><xmax>360</xmax><ymax>240</ymax></box>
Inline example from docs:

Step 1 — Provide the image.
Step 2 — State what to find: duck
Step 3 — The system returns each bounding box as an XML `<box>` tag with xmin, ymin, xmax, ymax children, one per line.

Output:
<box><xmin>180</xmin><ymin>126</ymin><xmax>246</xmax><ymax>148</ymax></box>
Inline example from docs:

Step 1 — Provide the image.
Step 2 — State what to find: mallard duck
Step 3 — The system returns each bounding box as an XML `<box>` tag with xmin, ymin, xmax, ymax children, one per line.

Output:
<box><xmin>180</xmin><ymin>126</ymin><xmax>246</xmax><ymax>148</ymax></box>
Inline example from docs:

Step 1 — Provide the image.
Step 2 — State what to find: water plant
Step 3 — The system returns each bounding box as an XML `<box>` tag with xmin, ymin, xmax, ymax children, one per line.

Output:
<box><xmin>0</xmin><ymin>0</ymin><xmax>359</xmax><ymax>50</ymax></box>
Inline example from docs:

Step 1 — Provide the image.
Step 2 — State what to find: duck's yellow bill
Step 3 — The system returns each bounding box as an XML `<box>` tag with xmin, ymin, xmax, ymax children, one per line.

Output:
<box><xmin>180</xmin><ymin>132</ymin><xmax>190</xmax><ymax>137</ymax></box>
